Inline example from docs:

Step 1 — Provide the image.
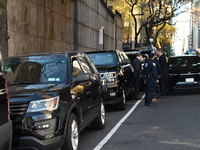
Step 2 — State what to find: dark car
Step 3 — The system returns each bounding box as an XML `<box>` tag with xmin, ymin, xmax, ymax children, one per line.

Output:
<box><xmin>0</xmin><ymin>51</ymin><xmax>12</xmax><ymax>150</ymax></box>
<box><xmin>4</xmin><ymin>52</ymin><xmax>106</xmax><ymax>150</ymax></box>
<box><xmin>86</xmin><ymin>49</ymin><xmax>134</xmax><ymax>110</ymax></box>
<box><xmin>167</xmin><ymin>55</ymin><xmax>200</xmax><ymax>93</ymax></box>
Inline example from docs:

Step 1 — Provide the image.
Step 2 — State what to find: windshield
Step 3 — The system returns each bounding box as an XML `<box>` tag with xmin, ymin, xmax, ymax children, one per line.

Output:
<box><xmin>168</xmin><ymin>56</ymin><xmax>200</xmax><ymax>68</ymax></box>
<box><xmin>88</xmin><ymin>52</ymin><xmax>118</xmax><ymax>66</ymax></box>
<box><xmin>4</xmin><ymin>55</ymin><xmax>67</xmax><ymax>85</ymax></box>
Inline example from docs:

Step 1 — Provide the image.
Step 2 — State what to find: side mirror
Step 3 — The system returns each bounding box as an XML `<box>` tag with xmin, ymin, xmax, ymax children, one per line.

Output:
<box><xmin>73</xmin><ymin>73</ymin><xmax>90</xmax><ymax>82</ymax></box>
<box><xmin>121</xmin><ymin>59</ymin><xmax>130</xmax><ymax>65</ymax></box>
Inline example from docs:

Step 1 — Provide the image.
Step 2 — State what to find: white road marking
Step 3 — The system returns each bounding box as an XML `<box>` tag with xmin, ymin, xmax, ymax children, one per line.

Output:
<box><xmin>93</xmin><ymin>94</ymin><xmax>145</xmax><ymax>150</ymax></box>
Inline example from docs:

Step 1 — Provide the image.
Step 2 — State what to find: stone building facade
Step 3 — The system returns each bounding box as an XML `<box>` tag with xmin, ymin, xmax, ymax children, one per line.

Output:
<box><xmin>192</xmin><ymin>0</ymin><xmax>200</xmax><ymax>51</ymax></box>
<box><xmin>7</xmin><ymin>0</ymin><xmax>123</xmax><ymax>56</ymax></box>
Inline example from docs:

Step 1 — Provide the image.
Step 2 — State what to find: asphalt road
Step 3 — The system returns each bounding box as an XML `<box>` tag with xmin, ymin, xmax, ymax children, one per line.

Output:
<box><xmin>79</xmin><ymin>90</ymin><xmax>200</xmax><ymax>150</ymax></box>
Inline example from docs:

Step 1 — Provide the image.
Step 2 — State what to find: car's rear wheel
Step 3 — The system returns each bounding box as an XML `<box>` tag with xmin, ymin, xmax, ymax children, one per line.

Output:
<box><xmin>62</xmin><ymin>113</ymin><xmax>79</xmax><ymax>150</ymax></box>
<box><xmin>91</xmin><ymin>100</ymin><xmax>106</xmax><ymax>129</ymax></box>
<box><xmin>116</xmin><ymin>88</ymin><xmax>126</xmax><ymax>110</ymax></box>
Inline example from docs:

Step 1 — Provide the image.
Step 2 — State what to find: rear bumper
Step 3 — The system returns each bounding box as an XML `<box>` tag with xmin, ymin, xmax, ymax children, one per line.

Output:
<box><xmin>174</xmin><ymin>82</ymin><xmax>200</xmax><ymax>90</ymax></box>
<box><xmin>0</xmin><ymin>121</ymin><xmax>12</xmax><ymax>150</ymax></box>
<box><xmin>17</xmin><ymin>134</ymin><xmax>65</xmax><ymax>150</ymax></box>
<box><xmin>168</xmin><ymin>74</ymin><xmax>200</xmax><ymax>90</ymax></box>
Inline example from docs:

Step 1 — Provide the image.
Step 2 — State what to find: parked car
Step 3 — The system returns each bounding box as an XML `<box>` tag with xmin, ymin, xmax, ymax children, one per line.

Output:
<box><xmin>167</xmin><ymin>55</ymin><xmax>200</xmax><ymax>94</ymax></box>
<box><xmin>0</xmin><ymin>51</ymin><xmax>12</xmax><ymax>150</ymax></box>
<box><xmin>4</xmin><ymin>52</ymin><xmax>106</xmax><ymax>150</ymax></box>
<box><xmin>86</xmin><ymin>49</ymin><xmax>134</xmax><ymax>110</ymax></box>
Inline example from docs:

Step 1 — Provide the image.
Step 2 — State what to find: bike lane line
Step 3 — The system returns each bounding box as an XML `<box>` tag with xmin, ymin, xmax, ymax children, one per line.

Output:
<box><xmin>93</xmin><ymin>94</ymin><xmax>145</xmax><ymax>150</ymax></box>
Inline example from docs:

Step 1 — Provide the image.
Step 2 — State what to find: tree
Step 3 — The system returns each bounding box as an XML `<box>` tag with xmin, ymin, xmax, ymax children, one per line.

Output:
<box><xmin>108</xmin><ymin>0</ymin><xmax>134</xmax><ymax>42</ymax></box>
<box><xmin>156</xmin><ymin>24</ymin><xmax>176</xmax><ymax>48</ymax></box>
<box><xmin>0</xmin><ymin>0</ymin><xmax>8</xmax><ymax>57</ymax></box>
<box><xmin>124</xmin><ymin>0</ymin><xmax>190</xmax><ymax>48</ymax></box>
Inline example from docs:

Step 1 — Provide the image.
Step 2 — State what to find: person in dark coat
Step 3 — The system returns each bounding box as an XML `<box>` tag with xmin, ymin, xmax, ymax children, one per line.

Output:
<box><xmin>143</xmin><ymin>53</ymin><xmax>159</xmax><ymax>106</ymax></box>
<box><xmin>151</xmin><ymin>52</ymin><xmax>161</xmax><ymax>100</ymax></box>
<box><xmin>131</xmin><ymin>52</ymin><xmax>142</xmax><ymax>100</ymax></box>
<box><xmin>157</xmin><ymin>49</ymin><xmax>168</xmax><ymax>98</ymax></box>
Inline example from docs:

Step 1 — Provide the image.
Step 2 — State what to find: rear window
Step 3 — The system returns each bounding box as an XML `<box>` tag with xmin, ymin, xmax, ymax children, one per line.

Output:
<box><xmin>168</xmin><ymin>56</ymin><xmax>200</xmax><ymax>68</ymax></box>
<box><xmin>88</xmin><ymin>52</ymin><xmax>118</xmax><ymax>66</ymax></box>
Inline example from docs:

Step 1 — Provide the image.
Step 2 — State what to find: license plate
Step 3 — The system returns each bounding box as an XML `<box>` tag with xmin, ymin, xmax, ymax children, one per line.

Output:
<box><xmin>110</xmin><ymin>92</ymin><xmax>116</xmax><ymax>96</ymax></box>
<box><xmin>186</xmin><ymin>78</ymin><xmax>194</xmax><ymax>82</ymax></box>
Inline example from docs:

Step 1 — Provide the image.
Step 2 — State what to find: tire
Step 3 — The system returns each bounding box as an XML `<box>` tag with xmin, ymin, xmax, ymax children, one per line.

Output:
<box><xmin>127</xmin><ymin>86</ymin><xmax>134</xmax><ymax>100</ymax></box>
<box><xmin>91</xmin><ymin>100</ymin><xmax>106</xmax><ymax>130</ymax></box>
<box><xmin>116</xmin><ymin>88</ymin><xmax>126</xmax><ymax>110</ymax></box>
<box><xmin>62</xmin><ymin>113</ymin><xmax>79</xmax><ymax>150</ymax></box>
<box><xmin>166</xmin><ymin>85</ymin><xmax>174</xmax><ymax>95</ymax></box>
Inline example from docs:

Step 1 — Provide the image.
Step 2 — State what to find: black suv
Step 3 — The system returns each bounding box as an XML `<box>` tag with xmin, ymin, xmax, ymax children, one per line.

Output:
<box><xmin>167</xmin><ymin>55</ymin><xmax>200</xmax><ymax>93</ymax></box>
<box><xmin>0</xmin><ymin>51</ymin><xmax>12</xmax><ymax>150</ymax></box>
<box><xmin>87</xmin><ymin>50</ymin><xmax>134</xmax><ymax>110</ymax></box>
<box><xmin>4</xmin><ymin>52</ymin><xmax>106</xmax><ymax>150</ymax></box>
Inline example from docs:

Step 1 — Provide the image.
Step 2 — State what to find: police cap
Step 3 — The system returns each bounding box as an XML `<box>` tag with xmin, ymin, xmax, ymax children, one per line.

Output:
<box><xmin>148</xmin><ymin>53</ymin><xmax>156</xmax><ymax>59</ymax></box>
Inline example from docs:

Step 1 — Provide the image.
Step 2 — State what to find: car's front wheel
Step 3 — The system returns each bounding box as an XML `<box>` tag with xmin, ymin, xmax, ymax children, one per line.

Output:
<box><xmin>62</xmin><ymin>113</ymin><xmax>79</xmax><ymax>150</ymax></box>
<box><xmin>91</xmin><ymin>100</ymin><xmax>106</xmax><ymax>129</ymax></box>
<box><xmin>116</xmin><ymin>88</ymin><xmax>126</xmax><ymax>110</ymax></box>
<box><xmin>127</xmin><ymin>85</ymin><xmax>134</xmax><ymax>100</ymax></box>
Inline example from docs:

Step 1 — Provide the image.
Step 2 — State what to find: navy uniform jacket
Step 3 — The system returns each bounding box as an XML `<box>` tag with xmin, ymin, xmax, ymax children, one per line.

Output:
<box><xmin>143</xmin><ymin>59</ymin><xmax>158</xmax><ymax>81</ymax></box>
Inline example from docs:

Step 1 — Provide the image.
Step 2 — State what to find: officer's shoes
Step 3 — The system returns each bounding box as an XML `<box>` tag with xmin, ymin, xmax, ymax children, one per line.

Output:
<box><xmin>158</xmin><ymin>95</ymin><xmax>165</xmax><ymax>99</ymax></box>
<box><xmin>145</xmin><ymin>103</ymin><xmax>154</xmax><ymax>106</ymax></box>
<box><xmin>160</xmin><ymin>96</ymin><xmax>165</xmax><ymax>99</ymax></box>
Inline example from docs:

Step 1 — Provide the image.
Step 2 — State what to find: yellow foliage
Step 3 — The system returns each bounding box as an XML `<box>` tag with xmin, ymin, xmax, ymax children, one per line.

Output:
<box><xmin>156</xmin><ymin>24</ymin><xmax>176</xmax><ymax>46</ymax></box>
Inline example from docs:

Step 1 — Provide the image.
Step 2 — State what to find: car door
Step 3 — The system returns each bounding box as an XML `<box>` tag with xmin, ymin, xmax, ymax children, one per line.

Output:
<box><xmin>71</xmin><ymin>57</ymin><xmax>93</xmax><ymax>120</ymax></box>
<box><xmin>0</xmin><ymin>51</ymin><xmax>12</xmax><ymax>150</ymax></box>
<box><xmin>117</xmin><ymin>51</ymin><xmax>134</xmax><ymax>93</ymax></box>
<box><xmin>78</xmin><ymin>56</ymin><xmax>99</xmax><ymax>112</ymax></box>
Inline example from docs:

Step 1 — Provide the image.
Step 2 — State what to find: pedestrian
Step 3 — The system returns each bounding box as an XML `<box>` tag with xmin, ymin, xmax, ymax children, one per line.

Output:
<box><xmin>131</xmin><ymin>52</ymin><xmax>142</xmax><ymax>100</ymax></box>
<box><xmin>143</xmin><ymin>53</ymin><xmax>159</xmax><ymax>106</ymax></box>
<box><xmin>157</xmin><ymin>49</ymin><xmax>168</xmax><ymax>98</ymax></box>
<box><xmin>151</xmin><ymin>52</ymin><xmax>161</xmax><ymax>100</ymax></box>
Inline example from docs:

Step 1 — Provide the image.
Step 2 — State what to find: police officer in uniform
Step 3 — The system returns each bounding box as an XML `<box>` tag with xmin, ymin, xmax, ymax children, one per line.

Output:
<box><xmin>143</xmin><ymin>53</ymin><xmax>159</xmax><ymax>106</ymax></box>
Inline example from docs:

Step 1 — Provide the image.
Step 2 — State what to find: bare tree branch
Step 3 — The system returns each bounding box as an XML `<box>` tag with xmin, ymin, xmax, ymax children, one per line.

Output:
<box><xmin>125</xmin><ymin>0</ymin><xmax>190</xmax><ymax>47</ymax></box>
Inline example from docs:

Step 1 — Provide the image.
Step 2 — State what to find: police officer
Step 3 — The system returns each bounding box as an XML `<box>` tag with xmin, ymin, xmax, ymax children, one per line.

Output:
<box><xmin>143</xmin><ymin>53</ymin><xmax>159</xmax><ymax>106</ymax></box>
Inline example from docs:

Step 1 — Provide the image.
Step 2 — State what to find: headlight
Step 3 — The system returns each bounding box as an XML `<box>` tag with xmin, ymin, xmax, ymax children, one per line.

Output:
<box><xmin>107</xmin><ymin>78</ymin><xmax>115</xmax><ymax>82</ymax></box>
<box><xmin>27</xmin><ymin>96</ymin><xmax>59</xmax><ymax>113</ymax></box>
<box><xmin>106</xmin><ymin>73</ymin><xmax>113</xmax><ymax>78</ymax></box>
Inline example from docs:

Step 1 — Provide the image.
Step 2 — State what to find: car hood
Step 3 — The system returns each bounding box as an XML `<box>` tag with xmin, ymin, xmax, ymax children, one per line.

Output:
<box><xmin>168</xmin><ymin>66</ymin><xmax>200</xmax><ymax>74</ymax></box>
<box><xmin>8</xmin><ymin>83</ymin><xmax>67</xmax><ymax>102</ymax></box>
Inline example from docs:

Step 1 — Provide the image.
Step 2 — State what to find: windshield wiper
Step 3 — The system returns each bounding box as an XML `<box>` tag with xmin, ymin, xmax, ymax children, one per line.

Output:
<box><xmin>8</xmin><ymin>82</ymin><xmax>38</xmax><ymax>85</ymax></box>
<box><xmin>95</xmin><ymin>65</ymin><xmax>108</xmax><ymax>69</ymax></box>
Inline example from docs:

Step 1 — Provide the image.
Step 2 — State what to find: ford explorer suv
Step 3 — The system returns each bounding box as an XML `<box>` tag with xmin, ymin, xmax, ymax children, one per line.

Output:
<box><xmin>87</xmin><ymin>50</ymin><xmax>134</xmax><ymax>110</ymax></box>
<box><xmin>167</xmin><ymin>55</ymin><xmax>200</xmax><ymax>94</ymax></box>
<box><xmin>0</xmin><ymin>51</ymin><xmax>12</xmax><ymax>150</ymax></box>
<box><xmin>4</xmin><ymin>52</ymin><xmax>106</xmax><ymax>150</ymax></box>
